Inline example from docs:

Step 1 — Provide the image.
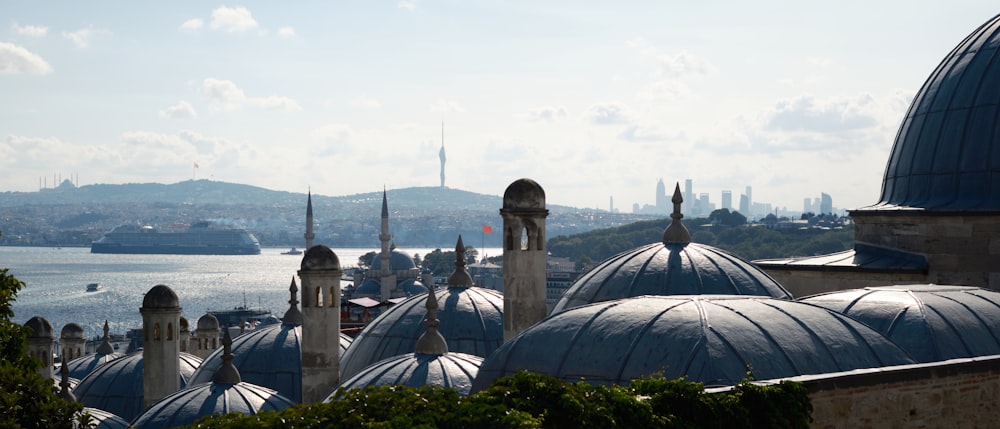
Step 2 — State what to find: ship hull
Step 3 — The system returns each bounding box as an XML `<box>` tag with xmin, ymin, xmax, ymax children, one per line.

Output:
<box><xmin>90</xmin><ymin>243</ymin><xmax>260</xmax><ymax>255</ymax></box>
<box><xmin>90</xmin><ymin>222</ymin><xmax>262</xmax><ymax>255</ymax></box>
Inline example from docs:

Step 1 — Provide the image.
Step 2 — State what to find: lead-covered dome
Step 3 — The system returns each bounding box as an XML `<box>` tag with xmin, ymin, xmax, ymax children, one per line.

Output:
<box><xmin>61</xmin><ymin>322</ymin><xmax>85</xmax><ymax>340</ymax></box>
<box><xmin>77</xmin><ymin>407</ymin><xmax>130</xmax><ymax>429</ymax></box>
<box><xmin>370</xmin><ymin>249</ymin><xmax>417</xmax><ymax>271</ymax></box>
<box><xmin>472</xmin><ymin>295</ymin><xmax>914</xmax><ymax>391</ymax></box>
<box><xmin>332</xmin><ymin>352</ymin><xmax>483</xmax><ymax>398</ymax></box>
<box><xmin>800</xmin><ymin>285</ymin><xmax>1000</xmax><ymax>363</ymax></box>
<box><xmin>142</xmin><ymin>284</ymin><xmax>179</xmax><ymax>309</ymax></box>
<box><xmin>25</xmin><ymin>316</ymin><xmax>54</xmax><ymax>338</ymax></box>
<box><xmin>339</xmin><ymin>286</ymin><xmax>504</xmax><ymax>380</ymax></box>
<box><xmin>874</xmin><ymin>14</ymin><xmax>1000</xmax><ymax>210</ymax></box>
<box><xmin>552</xmin><ymin>242</ymin><xmax>792</xmax><ymax>313</ymax></box>
<box><xmin>74</xmin><ymin>351</ymin><xmax>202</xmax><ymax>421</ymax></box>
<box><xmin>130</xmin><ymin>380</ymin><xmax>294</xmax><ymax>428</ymax></box>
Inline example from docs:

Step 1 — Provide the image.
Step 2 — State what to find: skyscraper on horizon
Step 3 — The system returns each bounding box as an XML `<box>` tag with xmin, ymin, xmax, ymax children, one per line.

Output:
<box><xmin>721</xmin><ymin>190</ymin><xmax>732</xmax><ymax>211</ymax></box>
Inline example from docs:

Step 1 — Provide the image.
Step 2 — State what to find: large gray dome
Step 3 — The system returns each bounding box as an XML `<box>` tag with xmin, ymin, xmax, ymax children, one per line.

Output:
<box><xmin>73</xmin><ymin>351</ymin><xmax>201</xmax><ymax>421</ymax></box>
<box><xmin>339</xmin><ymin>286</ymin><xmax>503</xmax><ymax>380</ymax></box>
<box><xmin>188</xmin><ymin>323</ymin><xmax>353</xmax><ymax>403</ymax></box>
<box><xmin>332</xmin><ymin>352</ymin><xmax>483</xmax><ymax>398</ymax></box>
<box><xmin>77</xmin><ymin>407</ymin><xmax>130</xmax><ymax>429</ymax></box>
<box><xmin>65</xmin><ymin>351</ymin><xmax>125</xmax><ymax>380</ymax></box>
<box><xmin>800</xmin><ymin>285</ymin><xmax>1000</xmax><ymax>363</ymax></box>
<box><xmin>130</xmin><ymin>380</ymin><xmax>294</xmax><ymax>428</ymax></box>
<box><xmin>473</xmin><ymin>295</ymin><xmax>914</xmax><ymax>391</ymax></box>
<box><xmin>552</xmin><ymin>242</ymin><xmax>792</xmax><ymax>313</ymax></box>
<box><xmin>369</xmin><ymin>249</ymin><xmax>417</xmax><ymax>271</ymax></box>
<box><xmin>874</xmin><ymin>14</ymin><xmax>1000</xmax><ymax>211</ymax></box>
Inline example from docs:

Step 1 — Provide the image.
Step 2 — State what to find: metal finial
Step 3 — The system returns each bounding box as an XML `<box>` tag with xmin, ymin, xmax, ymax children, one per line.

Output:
<box><xmin>447</xmin><ymin>235</ymin><xmax>474</xmax><ymax>287</ymax></box>
<box><xmin>213</xmin><ymin>328</ymin><xmax>241</xmax><ymax>385</ymax></box>
<box><xmin>96</xmin><ymin>320</ymin><xmax>114</xmax><ymax>355</ymax></box>
<box><xmin>662</xmin><ymin>182</ymin><xmax>692</xmax><ymax>245</ymax></box>
<box><xmin>282</xmin><ymin>277</ymin><xmax>303</xmax><ymax>325</ymax></box>
<box><xmin>414</xmin><ymin>285</ymin><xmax>448</xmax><ymax>355</ymax></box>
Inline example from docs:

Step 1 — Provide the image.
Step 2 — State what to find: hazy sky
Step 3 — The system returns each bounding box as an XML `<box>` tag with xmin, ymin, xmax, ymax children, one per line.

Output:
<box><xmin>2</xmin><ymin>1</ymin><xmax>997</xmax><ymax>212</ymax></box>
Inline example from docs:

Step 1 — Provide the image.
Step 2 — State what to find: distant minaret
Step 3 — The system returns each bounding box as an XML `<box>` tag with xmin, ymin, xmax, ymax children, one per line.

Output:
<box><xmin>500</xmin><ymin>178</ymin><xmax>549</xmax><ymax>341</ymax></box>
<box><xmin>439</xmin><ymin>122</ymin><xmax>446</xmax><ymax>188</ymax></box>
<box><xmin>304</xmin><ymin>190</ymin><xmax>315</xmax><ymax>249</ymax></box>
<box><xmin>378</xmin><ymin>189</ymin><xmax>396</xmax><ymax>299</ymax></box>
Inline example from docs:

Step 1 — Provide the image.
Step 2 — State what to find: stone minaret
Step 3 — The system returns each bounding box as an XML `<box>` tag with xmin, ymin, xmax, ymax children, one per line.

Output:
<box><xmin>439</xmin><ymin>122</ymin><xmax>447</xmax><ymax>188</ymax></box>
<box><xmin>25</xmin><ymin>316</ymin><xmax>55</xmax><ymax>379</ymax></box>
<box><xmin>378</xmin><ymin>190</ymin><xmax>396</xmax><ymax>300</ymax></box>
<box><xmin>140</xmin><ymin>284</ymin><xmax>182</xmax><ymax>408</ymax></box>
<box><xmin>500</xmin><ymin>178</ymin><xmax>549</xmax><ymax>341</ymax></box>
<box><xmin>194</xmin><ymin>313</ymin><xmax>220</xmax><ymax>359</ymax></box>
<box><xmin>298</xmin><ymin>244</ymin><xmax>343</xmax><ymax>404</ymax></box>
<box><xmin>60</xmin><ymin>322</ymin><xmax>86</xmax><ymax>361</ymax></box>
<box><xmin>304</xmin><ymin>190</ymin><xmax>315</xmax><ymax>250</ymax></box>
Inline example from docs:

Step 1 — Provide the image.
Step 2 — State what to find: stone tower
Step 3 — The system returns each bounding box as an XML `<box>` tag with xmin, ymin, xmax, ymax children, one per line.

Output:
<box><xmin>25</xmin><ymin>316</ymin><xmax>55</xmax><ymax>379</ymax></box>
<box><xmin>140</xmin><ymin>284</ymin><xmax>182</xmax><ymax>408</ymax></box>
<box><xmin>500</xmin><ymin>178</ymin><xmax>549</xmax><ymax>341</ymax></box>
<box><xmin>304</xmin><ymin>189</ymin><xmax>315</xmax><ymax>250</ymax></box>
<box><xmin>60</xmin><ymin>322</ymin><xmax>86</xmax><ymax>361</ymax></box>
<box><xmin>297</xmin><ymin>244</ymin><xmax>343</xmax><ymax>404</ymax></box>
<box><xmin>193</xmin><ymin>313</ymin><xmax>220</xmax><ymax>359</ymax></box>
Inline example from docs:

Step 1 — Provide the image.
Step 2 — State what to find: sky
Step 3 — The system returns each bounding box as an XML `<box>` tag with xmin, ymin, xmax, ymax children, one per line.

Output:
<box><xmin>2</xmin><ymin>1</ymin><xmax>998</xmax><ymax>212</ymax></box>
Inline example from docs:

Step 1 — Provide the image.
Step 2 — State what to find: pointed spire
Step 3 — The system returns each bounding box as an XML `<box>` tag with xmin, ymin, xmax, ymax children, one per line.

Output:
<box><xmin>447</xmin><ymin>235</ymin><xmax>474</xmax><ymax>288</ymax></box>
<box><xmin>282</xmin><ymin>277</ymin><xmax>303</xmax><ymax>325</ymax></box>
<box><xmin>414</xmin><ymin>284</ymin><xmax>448</xmax><ymax>355</ymax></box>
<box><xmin>58</xmin><ymin>361</ymin><xmax>76</xmax><ymax>402</ymax></box>
<box><xmin>212</xmin><ymin>329</ymin><xmax>241</xmax><ymax>385</ymax></box>
<box><xmin>304</xmin><ymin>188</ymin><xmax>315</xmax><ymax>249</ymax></box>
<box><xmin>663</xmin><ymin>182</ymin><xmax>692</xmax><ymax>245</ymax></box>
<box><xmin>96</xmin><ymin>320</ymin><xmax>114</xmax><ymax>355</ymax></box>
<box><xmin>306</xmin><ymin>189</ymin><xmax>313</xmax><ymax>217</ymax></box>
<box><xmin>381</xmin><ymin>188</ymin><xmax>389</xmax><ymax>219</ymax></box>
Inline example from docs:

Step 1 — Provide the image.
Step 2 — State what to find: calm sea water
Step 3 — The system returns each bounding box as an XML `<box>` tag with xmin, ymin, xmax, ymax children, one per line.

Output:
<box><xmin>3</xmin><ymin>246</ymin><xmax>499</xmax><ymax>340</ymax></box>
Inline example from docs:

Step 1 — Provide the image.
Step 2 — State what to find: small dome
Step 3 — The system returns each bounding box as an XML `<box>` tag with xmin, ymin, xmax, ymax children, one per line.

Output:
<box><xmin>179</xmin><ymin>317</ymin><xmax>189</xmax><ymax>332</ymax></box>
<box><xmin>503</xmin><ymin>178</ymin><xmax>545</xmax><ymax>210</ymax></box>
<box><xmin>800</xmin><ymin>285</ymin><xmax>1000</xmax><ymax>363</ymax></box>
<box><xmin>369</xmin><ymin>249</ymin><xmax>417</xmax><ymax>271</ymax></box>
<box><xmin>60</xmin><ymin>322</ymin><xmax>85</xmax><ymax>340</ymax></box>
<box><xmin>332</xmin><ymin>352</ymin><xmax>484</xmax><ymax>398</ymax></box>
<box><xmin>24</xmin><ymin>316</ymin><xmax>54</xmax><ymax>338</ymax></box>
<box><xmin>197</xmin><ymin>313</ymin><xmax>220</xmax><ymax>331</ymax></box>
<box><xmin>552</xmin><ymin>242</ymin><xmax>792</xmax><ymax>313</ymax></box>
<box><xmin>873</xmin><ymin>14</ymin><xmax>1000</xmax><ymax>210</ymax></box>
<box><xmin>77</xmin><ymin>407</ymin><xmax>130</xmax><ymax>429</ymax></box>
<box><xmin>300</xmin><ymin>245</ymin><xmax>340</xmax><ymax>271</ymax></box>
<box><xmin>131</xmin><ymin>381</ymin><xmax>294</xmax><ymax>429</ymax></box>
<box><xmin>142</xmin><ymin>284</ymin><xmax>179</xmax><ymax>309</ymax></box>
<box><xmin>74</xmin><ymin>351</ymin><xmax>202</xmax><ymax>421</ymax></box>
<box><xmin>188</xmin><ymin>323</ymin><xmax>354</xmax><ymax>403</ymax></box>
<box><xmin>354</xmin><ymin>279</ymin><xmax>382</xmax><ymax>297</ymax></box>
<box><xmin>65</xmin><ymin>351</ymin><xmax>126</xmax><ymax>380</ymax></box>
<box><xmin>339</xmin><ymin>286</ymin><xmax>504</xmax><ymax>380</ymax></box>
<box><xmin>472</xmin><ymin>295</ymin><xmax>914</xmax><ymax>391</ymax></box>
<box><xmin>399</xmin><ymin>279</ymin><xmax>428</xmax><ymax>296</ymax></box>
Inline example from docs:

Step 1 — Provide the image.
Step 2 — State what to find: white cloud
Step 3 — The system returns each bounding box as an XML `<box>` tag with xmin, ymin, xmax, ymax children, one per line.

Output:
<box><xmin>637</xmin><ymin>80</ymin><xmax>692</xmax><ymax>102</ymax></box>
<box><xmin>277</xmin><ymin>26</ymin><xmax>296</xmax><ymax>38</ymax></box>
<box><xmin>617</xmin><ymin>124</ymin><xmax>673</xmax><ymax>142</ymax></box>
<box><xmin>311</xmin><ymin>124</ymin><xmax>356</xmax><ymax>156</ymax></box>
<box><xmin>210</xmin><ymin>6</ymin><xmax>259</xmax><ymax>33</ymax></box>
<box><xmin>0</xmin><ymin>41</ymin><xmax>52</xmax><ymax>74</ymax></box>
<box><xmin>765</xmin><ymin>94</ymin><xmax>880</xmax><ymax>133</ymax></box>
<box><xmin>526</xmin><ymin>106</ymin><xmax>568</xmax><ymax>122</ymax></box>
<box><xmin>583</xmin><ymin>102</ymin><xmax>630</xmax><ymax>125</ymax></box>
<box><xmin>429</xmin><ymin>98</ymin><xmax>465</xmax><ymax>113</ymax></box>
<box><xmin>62</xmin><ymin>27</ymin><xmax>110</xmax><ymax>48</ymax></box>
<box><xmin>351</xmin><ymin>95</ymin><xmax>382</xmax><ymax>109</ymax></box>
<box><xmin>398</xmin><ymin>1</ymin><xmax>418</xmax><ymax>11</ymax></box>
<box><xmin>179</xmin><ymin>18</ymin><xmax>204</xmax><ymax>34</ymax></box>
<box><xmin>12</xmin><ymin>23</ymin><xmax>48</xmax><ymax>38</ymax></box>
<box><xmin>806</xmin><ymin>56</ymin><xmax>834</xmax><ymax>67</ymax></box>
<box><xmin>160</xmin><ymin>101</ymin><xmax>198</xmax><ymax>119</ymax></box>
<box><xmin>201</xmin><ymin>78</ymin><xmax>302</xmax><ymax>112</ymax></box>
<box><xmin>654</xmin><ymin>49</ymin><xmax>716</xmax><ymax>78</ymax></box>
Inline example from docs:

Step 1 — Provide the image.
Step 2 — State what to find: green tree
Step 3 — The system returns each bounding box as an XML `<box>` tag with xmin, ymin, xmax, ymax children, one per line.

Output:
<box><xmin>358</xmin><ymin>251</ymin><xmax>377</xmax><ymax>269</ymax></box>
<box><xmin>0</xmin><ymin>232</ymin><xmax>83</xmax><ymax>428</ymax></box>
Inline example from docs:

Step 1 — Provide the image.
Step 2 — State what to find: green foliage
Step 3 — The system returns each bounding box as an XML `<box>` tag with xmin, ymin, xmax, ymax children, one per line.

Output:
<box><xmin>420</xmin><ymin>247</ymin><xmax>479</xmax><ymax>276</ymax></box>
<box><xmin>548</xmin><ymin>217</ymin><xmax>854</xmax><ymax>263</ymax></box>
<box><xmin>358</xmin><ymin>251</ymin><xmax>377</xmax><ymax>269</ymax></box>
<box><xmin>0</xmin><ymin>230</ymin><xmax>83</xmax><ymax>428</ymax></box>
<box><xmin>183</xmin><ymin>371</ymin><xmax>811</xmax><ymax>429</ymax></box>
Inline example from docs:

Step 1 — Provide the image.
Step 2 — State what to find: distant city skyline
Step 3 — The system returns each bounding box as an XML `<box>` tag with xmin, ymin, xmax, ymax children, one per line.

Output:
<box><xmin>2</xmin><ymin>2</ymin><xmax>996</xmax><ymax>210</ymax></box>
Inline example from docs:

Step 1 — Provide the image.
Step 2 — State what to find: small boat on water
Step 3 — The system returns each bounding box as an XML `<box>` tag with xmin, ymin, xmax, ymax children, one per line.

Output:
<box><xmin>86</xmin><ymin>283</ymin><xmax>103</xmax><ymax>292</ymax></box>
<box><xmin>281</xmin><ymin>247</ymin><xmax>303</xmax><ymax>255</ymax></box>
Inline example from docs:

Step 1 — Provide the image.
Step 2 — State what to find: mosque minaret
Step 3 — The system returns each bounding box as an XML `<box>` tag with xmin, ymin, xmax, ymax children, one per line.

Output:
<box><xmin>304</xmin><ymin>189</ymin><xmax>315</xmax><ymax>250</ymax></box>
<box><xmin>140</xmin><ymin>284</ymin><xmax>183</xmax><ymax>408</ymax></box>
<box><xmin>297</xmin><ymin>245</ymin><xmax>344</xmax><ymax>404</ymax></box>
<box><xmin>500</xmin><ymin>178</ymin><xmax>549</xmax><ymax>341</ymax></box>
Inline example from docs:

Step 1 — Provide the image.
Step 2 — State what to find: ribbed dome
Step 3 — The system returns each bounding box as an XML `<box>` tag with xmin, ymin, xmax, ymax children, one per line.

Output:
<box><xmin>130</xmin><ymin>381</ymin><xmax>294</xmax><ymax>429</ymax></box>
<box><xmin>142</xmin><ymin>284</ymin><xmax>179</xmax><ymax>309</ymax></box>
<box><xmin>552</xmin><ymin>242</ymin><xmax>792</xmax><ymax>313</ymax></box>
<box><xmin>196</xmin><ymin>313</ymin><xmax>220</xmax><ymax>331</ymax></box>
<box><xmin>25</xmin><ymin>316</ymin><xmax>54</xmax><ymax>338</ymax></box>
<box><xmin>370</xmin><ymin>249</ymin><xmax>417</xmax><ymax>271</ymax></box>
<box><xmin>77</xmin><ymin>407</ymin><xmax>130</xmax><ymax>429</ymax></box>
<box><xmin>187</xmin><ymin>323</ymin><xmax>353</xmax><ymax>403</ymax></box>
<box><xmin>339</xmin><ymin>286</ymin><xmax>504</xmax><ymax>380</ymax></box>
<box><xmin>874</xmin><ymin>14</ymin><xmax>1000</xmax><ymax>210</ymax></box>
<box><xmin>74</xmin><ymin>351</ymin><xmax>202</xmax><ymax>421</ymax></box>
<box><xmin>800</xmin><ymin>285</ymin><xmax>1000</xmax><ymax>363</ymax></box>
<box><xmin>472</xmin><ymin>295</ymin><xmax>914</xmax><ymax>391</ymax></box>
<box><xmin>60</xmin><ymin>322</ymin><xmax>85</xmax><ymax>340</ymax></box>
<box><xmin>332</xmin><ymin>352</ymin><xmax>483</xmax><ymax>398</ymax></box>
<box><xmin>399</xmin><ymin>279</ymin><xmax>428</xmax><ymax>296</ymax></box>
<box><xmin>354</xmin><ymin>279</ymin><xmax>382</xmax><ymax>296</ymax></box>
<box><xmin>65</xmin><ymin>351</ymin><xmax>125</xmax><ymax>380</ymax></box>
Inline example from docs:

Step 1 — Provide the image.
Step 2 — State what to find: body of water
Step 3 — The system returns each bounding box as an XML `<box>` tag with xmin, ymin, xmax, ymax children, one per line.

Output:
<box><xmin>3</xmin><ymin>246</ymin><xmax>500</xmax><ymax>340</ymax></box>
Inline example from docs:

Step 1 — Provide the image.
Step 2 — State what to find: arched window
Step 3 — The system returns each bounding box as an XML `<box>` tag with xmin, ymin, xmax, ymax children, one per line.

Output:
<box><xmin>315</xmin><ymin>287</ymin><xmax>323</xmax><ymax>307</ymax></box>
<box><xmin>521</xmin><ymin>227</ymin><xmax>529</xmax><ymax>250</ymax></box>
<box><xmin>167</xmin><ymin>323</ymin><xmax>174</xmax><ymax>341</ymax></box>
<box><xmin>153</xmin><ymin>323</ymin><xmax>161</xmax><ymax>341</ymax></box>
<box><xmin>330</xmin><ymin>287</ymin><xmax>338</xmax><ymax>307</ymax></box>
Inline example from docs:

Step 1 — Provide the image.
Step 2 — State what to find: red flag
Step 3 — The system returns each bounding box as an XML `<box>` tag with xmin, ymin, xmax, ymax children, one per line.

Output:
<box><xmin>483</xmin><ymin>224</ymin><xmax>493</xmax><ymax>234</ymax></box>
<box><xmin>193</xmin><ymin>162</ymin><xmax>199</xmax><ymax>168</ymax></box>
